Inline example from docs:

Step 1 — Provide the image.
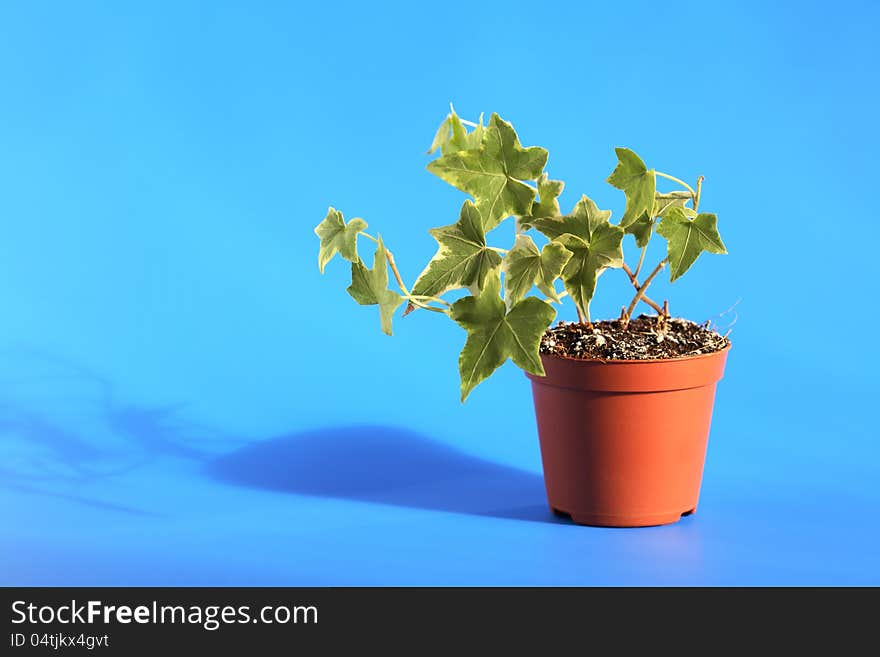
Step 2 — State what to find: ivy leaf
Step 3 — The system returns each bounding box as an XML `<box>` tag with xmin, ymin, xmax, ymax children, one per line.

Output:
<box><xmin>347</xmin><ymin>236</ymin><xmax>404</xmax><ymax>335</ymax></box>
<box><xmin>450</xmin><ymin>273</ymin><xmax>556</xmax><ymax>401</ymax></box>
<box><xmin>621</xmin><ymin>193</ymin><xmax>692</xmax><ymax>249</ymax></box>
<box><xmin>654</xmin><ymin>190</ymin><xmax>692</xmax><ymax>216</ymax></box>
<box><xmin>530</xmin><ymin>172</ymin><xmax>564</xmax><ymax>218</ymax></box>
<box><xmin>442</xmin><ymin>113</ymin><xmax>470</xmax><ymax>155</ymax></box>
<box><xmin>557</xmin><ymin>230</ymin><xmax>624</xmax><ymax>319</ymax></box>
<box><xmin>625</xmin><ymin>211</ymin><xmax>654</xmax><ymax>248</ymax></box>
<box><xmin>427</xmin><ymin>115</ymin><xmax>452</xmax><ymax>155</ymax></box>
<box><xmin>532</xmin><ymin>195</ymin><xmax>623</xmax><ymax>318</ymax></box>
<box><xmin>466</xmin><ymin>112</ymin><xmax>485</xmax><ymax>149</ymax></box>
<box><xmin>502</xmin><ymin>235</ymin><xmax>571</xmax><ymax>305</ymax></box>
<box><xmin>518</xmin><ymin>172</ymin><xmax>564</xmax><ymax>231</ymax></box>
<box><xmin>315</xmin><ymin>207</ymin><xmax>368</xmax><ymax>273</ymax></box>
<box><xmin>529</xmin><ymin>194</ymin><xmax>612</xmax><ymax>240</ymax></box>
<box><xmin>427</xmin><ymin>110</ymin><xmax>480</xmax><ymax>156</ymax></box>
<box><xmin>426</xmin><ymin>113</ymin><xmax>547</xmax><ymax>231</ymax></box>
<box><xmin>501</xmin><ymin>235</ymin><xmax>571</xmax><ymax>306</ymax></box>
<box><xmin>606</xmin><ymin>147</ymin><xmax>656</xmax><ymax>227</ymax></box>
<box><xmin>410</xmin><ymin>200</ymin><xmax>502</xmax><ymax>299</ymax></box>
<box><xmin>442</xmin><ymin>112</ymin><xmax>470</xmax><ymax>155</ymax></box>
<box><xmin>656</xmin><ymin>207</ymin><xmax>727</xmax><ymax>282</ymax></box>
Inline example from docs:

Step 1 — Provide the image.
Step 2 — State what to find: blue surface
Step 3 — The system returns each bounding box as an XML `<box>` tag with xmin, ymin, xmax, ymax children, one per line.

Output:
<box><xmin>1</xmin><ymin>1</ymin><xmax>878</xmax><ymax>585</ymax></box>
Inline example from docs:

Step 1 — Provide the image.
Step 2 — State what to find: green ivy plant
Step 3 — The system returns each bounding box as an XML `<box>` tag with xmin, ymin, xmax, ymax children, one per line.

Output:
<box><xmin>315</xmin><ymin>106</ymin><xmax>727</xmax><ymax>400</ymax></box>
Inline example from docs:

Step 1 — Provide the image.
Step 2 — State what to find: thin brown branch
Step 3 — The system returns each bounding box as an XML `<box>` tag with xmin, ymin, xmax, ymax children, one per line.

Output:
<box><xmin>624</xmin><ymin>259</ymin><xmax>667</xmax><ymax>321</ymax></box>
<box><xmin>620</xmin><ymin>264</ymin><xmax>663</xmax><ymax>314</ymax></box>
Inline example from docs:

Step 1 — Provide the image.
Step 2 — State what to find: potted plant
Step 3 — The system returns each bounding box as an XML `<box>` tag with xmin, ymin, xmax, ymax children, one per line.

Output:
<box><xmin>315</xmin><ymin>107</ymin><xmax>730</xmax><ymax>527</ymax></box>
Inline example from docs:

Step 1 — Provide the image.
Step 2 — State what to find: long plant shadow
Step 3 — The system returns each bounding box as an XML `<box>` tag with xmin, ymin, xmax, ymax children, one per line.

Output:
<box><xmin>0</xmin><ymin>346</ymin><xmax>242</xmax><ymax>517</ymax></box>
<box><xmin>206</xmin><ymin>425</ymin><xmax>566</xmax><ymax>524</ymax></box>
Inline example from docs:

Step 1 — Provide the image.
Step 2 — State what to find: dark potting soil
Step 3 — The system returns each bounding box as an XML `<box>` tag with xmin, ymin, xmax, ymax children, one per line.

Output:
<box><xmin>540</xmin><ymin>315</ymin><xmax>730</xmax><ymax>361</ymax></box>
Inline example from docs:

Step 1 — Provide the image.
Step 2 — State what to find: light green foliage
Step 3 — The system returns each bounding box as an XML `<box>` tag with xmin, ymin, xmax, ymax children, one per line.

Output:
<box><xmin>410</xmin><ymin>200</ymin><xmax>502</xmax><ymax>299</ymax></box>
<box><xmin>314</xmin><ymin>207</ymin><xmax>367</xmax><ymax>273</ymax></box>
<box><xmin>656</xmin><ymin>208</ymin><xmax>727</xmax><ymax>282</ymax></box>
<box><xmin>502</xmin><ymin>235</ymin><xmax>571</xmax><ymax>305</ymax></box>
<box><xmin>316</xmin><ymin>107</ymin><xmax>727</xmax><ymax>401</ymax></box>
<box><xmin>531</xmin><ymin>196</ymin><xmax>623</xmax><ymax>319</ymax></box>
<box><xmin>427</xmin><ymin>110</ymin><xmax>484</xmax><ymax>156</ymax></box>
<box><xmin>606</xmin><ymin>148</ymin><xmax>656</xmax><ymax>228</ymax></box>
<box><xmin>622</xmin><ymin>185</ymin><xmax>698</xmax><ymax>248</ymax></box>
<box><xmin>625</xmin><ymin>211</ymin><xmax>654</xmax><ymax>248</ymax></box>
<box><xmin>427</xmin><ymin>113</ymin><xmax>547</xmax><ymax>230</ymax></box>
<box><xmin>529</xmin><ymin>194</ymin><xmax>612</xmax><ymax>240</ymax></box>
<box><xmin>531</xmin><ymin>173</ymin><xmax>564</xmax><ymax>218</ymax></box>
<box><xmin>427</xmin><ymin>115</ymin><xmax>457</xmax><ymax>155</ymax></box>
<box><xmin>450</xmin><ymin>274</ymin><xmax>556</xmax><ymax>401</ymax></box>
<box><xmin>518</xmin><ymin>172</ymin><xmax>564</xmax><ymax>232</ymax></box>
<box><xmin>346</xmin><ymin>236</ymin><xmax>404</xmax><ymax>335</ymax></box>
<box><xmin>623</xmin><ymin>190</ymin><xmax>694</xmax><ymax>247</ymax></box>
<box><xmin>654</xmin><ymin>191</ymin><xmax>692</xmax><ymax>216</ymax></box>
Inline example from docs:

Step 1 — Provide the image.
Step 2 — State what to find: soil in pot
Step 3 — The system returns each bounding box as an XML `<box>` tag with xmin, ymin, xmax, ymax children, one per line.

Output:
<box><xmin>540</xmin><ymin>315</ymin><xmax>730</xmax><ymax>361</ymax></box>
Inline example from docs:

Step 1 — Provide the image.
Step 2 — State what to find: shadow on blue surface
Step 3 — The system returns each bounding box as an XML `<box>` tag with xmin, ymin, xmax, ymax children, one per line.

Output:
<box><xmin>0</xmin><ymin>349</ymin><xmax>564</xmax><ymax>524</ymax></box>
<box><xmin>206</xmin><ymin>425</ymin><xmax>566</xmax><ymax>524</ymax></box>
<box><xmin>4</xmin><ymin>482</ymin><xmax>160</xmax><ymax>517</ymax></box>
<box><xmin>0</xmin><ymin>347</ymin><xmax>243</xmax><ymax>517</ymax></box>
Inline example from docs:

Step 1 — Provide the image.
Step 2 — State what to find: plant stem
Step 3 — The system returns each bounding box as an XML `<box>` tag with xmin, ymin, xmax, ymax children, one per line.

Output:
<box><xmin>409</xmin><ymin>294</ymin><xmax>452</xmax><ymax>307</ymax></box>
<box><xmin>633</xmin><ymin>245</ymin><xmax>648</xmax><ymax>279</ymax></box>
<box><xmin>361</xmin><ymin>230</ymin><xmax>411</xmax><ymax>295</ymax></box>
<box><xmin>388</xmin><ymin>254</ymin><xmax>447</xmax><ymax>313</ymax></box>
<box><xmin>575</xmin><ymin>304</ymin><xmax>593</xmax><ymax>329</ymax></box>
<box><xmin>404</xmin><ymin>295</ymin><xmax>449</xmax><ymax>313</ymax></box>
<box><xmin>623</xmin><ymin>259</ymin><xmax>667</xmax><ymax>321</ymax></box>
<box><xmin>449</xmin><ymin>101</ymin><xmax>478</xmax><ymax>127</ymax></box>
<box><xmin>694</xmin><ymin>175</ymin><xmax>704</xmax><ymax>212</ymax></box>
<box><xmin>361</xmin><ymin>230</ymin><xmax>448</xmax><ymax>314</ymax></box>
<box><xmin>575</xmin><ymin>305</ymin><xmax>590</xmax><ymax>327</ymax></box>
<box><xmin>383</xmin><ymin>247</ymin><xmax>409</xmax><ymax>295</ymax></box>
<box><xmin>620</xmin><ymin>264</ymin><xmax>663</xmax><ymax>314</ymax></box>
<box><xmin>655</xmin><ymin>171</ymin><xmax>696</xmax><ymax>196</ymax></box>
<box><xmin>488</xmin><ymin>246</ymin><xmax>508</xmax><ymax>254</ymax></box>
<box><xmin>409</xmin><ymin>303</ymin><xmax>448</xmax><ymax>314</ymax></box>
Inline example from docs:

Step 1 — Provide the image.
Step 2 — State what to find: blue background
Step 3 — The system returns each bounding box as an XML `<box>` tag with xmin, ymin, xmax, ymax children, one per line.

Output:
<box><xmin>1</xmin><ymin>1</ymin><xmax>878</xmax><ymax>585</ymax></box>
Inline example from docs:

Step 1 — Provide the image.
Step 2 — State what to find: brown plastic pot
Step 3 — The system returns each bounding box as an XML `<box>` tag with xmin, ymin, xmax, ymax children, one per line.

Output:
<box><xmin>526</xmin><ymin>345</ymin><xmax>730</xmax><ymax>527</ymax></box>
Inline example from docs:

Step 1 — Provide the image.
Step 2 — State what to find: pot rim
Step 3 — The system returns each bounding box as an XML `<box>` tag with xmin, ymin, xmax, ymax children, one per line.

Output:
<box><xmin>538</xmin><ymin>341</ymin><xmax>731</xmax><ymax>366</ymax></box>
